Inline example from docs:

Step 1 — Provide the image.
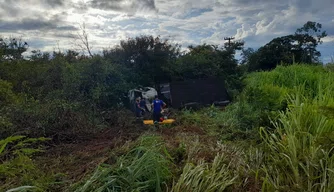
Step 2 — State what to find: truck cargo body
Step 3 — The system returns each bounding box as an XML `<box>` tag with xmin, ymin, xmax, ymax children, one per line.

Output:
<box><xmin>159</xmin><ymin>77</ymin><xmax>230</xmax><ymax>109</ymax></box>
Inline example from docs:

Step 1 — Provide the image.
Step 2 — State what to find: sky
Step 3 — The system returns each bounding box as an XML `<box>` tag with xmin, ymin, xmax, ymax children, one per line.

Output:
<box><xmin>0</xmin><ymin>0</ymin><xmax>333</xmax><ymax>63</ymax></box>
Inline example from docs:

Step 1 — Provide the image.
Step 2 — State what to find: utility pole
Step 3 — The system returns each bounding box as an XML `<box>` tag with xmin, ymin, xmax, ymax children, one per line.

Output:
<box><xmin>224</xmin><ymin>37</ymin><xmax>235</xmax><ymax>47</ymax></box>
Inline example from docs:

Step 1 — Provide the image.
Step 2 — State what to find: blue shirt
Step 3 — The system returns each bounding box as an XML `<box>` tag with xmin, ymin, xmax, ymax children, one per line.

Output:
<box><xmin>152</xmin><ymin>100</ymin><xmax>164</xmax><ymax>113</ymax></box>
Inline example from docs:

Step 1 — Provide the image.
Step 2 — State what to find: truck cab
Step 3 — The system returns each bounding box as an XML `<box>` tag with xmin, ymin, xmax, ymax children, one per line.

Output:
<box><xmin>128</xmin><ymin>87</ymin><xmax>157</xmax><ymax>112</ymax></box>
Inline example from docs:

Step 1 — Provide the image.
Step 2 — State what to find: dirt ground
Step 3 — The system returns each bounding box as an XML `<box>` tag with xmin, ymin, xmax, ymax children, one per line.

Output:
<box><xmin>35</xmin><ymin>119</ymin><xmax>219</xmax><ymax>191</ymax></box>
<box><xmin>35</xmin><ymin>122</ymin><xmax>146</xmax><ymax>187</ymax></box>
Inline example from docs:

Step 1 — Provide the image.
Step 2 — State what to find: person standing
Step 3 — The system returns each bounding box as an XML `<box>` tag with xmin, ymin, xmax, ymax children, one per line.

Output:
<box><xmin>135</xmin><ymin>97</ymin><xmax>145</xmax><ymax>118</ymax></box>
<box><xmin>139</xmin><ymin>98</ymin><xmax>149</xmax><ymax>116</ymax></box>
<box><xmin>152</xmin><ymin>95</ymin><xmax>166</xmax><ymax>123</ymax></box>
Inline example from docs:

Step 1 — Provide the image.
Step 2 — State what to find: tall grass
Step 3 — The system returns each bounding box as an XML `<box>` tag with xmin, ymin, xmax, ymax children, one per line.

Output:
<box><xmin>170</xmin><ymin>141</ymin><xmax>251</xmax><ymax>192</ymax></box>
<box><xmin>74</xmin><ymin>135</ymin><xmax>173</xmax><ymax>192</ymax></box>
<box><xmin>171</xmin><ymin>152</ymin><xmax>238</xmax><ymax>192</ymax></box>
<box><xmin>260</xmin><ymin>86</ymin><xmax>334</xmax><ymax>191</ymax></box>
<box><xmin>220</xmin><ymin>64</ymin><xmax>334</xmax><ymax>130</ymax></box>
<box><xmin>211</xmin><ymin>64</ymin><xmax>334</xmax><ymax>191</ymax></box>
<box><xmin>245</xmin><ymin>64</ymin><xmax>326</xmax><ymax>92</ymax></box>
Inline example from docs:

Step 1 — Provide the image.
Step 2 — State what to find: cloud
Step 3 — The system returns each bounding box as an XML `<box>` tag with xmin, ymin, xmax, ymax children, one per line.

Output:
<box><xmin>89</xmin><ymin>0</ymin><xmax>158</xmax><ymax>14</ymax></box>
<box><xmin>323</xmin><ymin>36</ymin><xmax>334</xmax><ymax>43</ymax></box>
<box><xmin>0</xmin><ymin>0</ymin><xmax>333</xmax><ymax>62</ymax></box>
<box><xmin>0</xmin><ymin>18</ymin><xmax>76</xmax><ymax>32</ymax></box>
<box><xmin>41</xmin><ymin>0</ymin><xmax>65</xmax><ymax>7</ymax></box>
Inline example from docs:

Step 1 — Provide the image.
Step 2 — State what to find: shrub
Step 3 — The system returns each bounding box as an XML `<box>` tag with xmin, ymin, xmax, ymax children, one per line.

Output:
<box><xmin>0</xmin><ymin>79</ymin><xmax>18</xmax><ymax>108</ymax></box>
<box><xmin>219</xmin><ymin>101</ymin><xmax>262</xmax><ymax>131</ymax></box>
<box><xmin>5</xmin><ymin>98</ymin><xmax>95</xmax><ymax>142</ymax></box>
<box><xmin>325</xmin><ymin>63</ymin><xmax>334</xmax><ymax>72</ymax></box>
<box><xmin>0</xmin><ymin>136</ymin><xmax>55</xmax><ymax>192</ymax></box>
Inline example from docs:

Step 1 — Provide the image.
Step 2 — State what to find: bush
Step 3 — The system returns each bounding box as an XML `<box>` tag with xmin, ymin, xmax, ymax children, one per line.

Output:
<box><xmin>219</xmin><ymin>101</ymin><xmax>262</xmax><ymax>131</ymax></box>
<box><xmin>0</xmin><ymin>136</ymin><xmax>56</xmax><ymax>192</ymax></box>
<box><xmin>0</xmin><ymin>79</ymin><xmax>20</xmax><ymax>138</ymax></box>
<box><xmin>2</xmin><ymin>97</ymin><xmax>98</xmax><ymax>142</ymax></box>
<box><xmin>0</xmin><ymin>79</ymin><xmax>18</xmax><ymax>107</ymax></box>
<box><xmin>325</xmin><ymin>63</ymin><xmax>334</xmax><ymax>72</ymax></box>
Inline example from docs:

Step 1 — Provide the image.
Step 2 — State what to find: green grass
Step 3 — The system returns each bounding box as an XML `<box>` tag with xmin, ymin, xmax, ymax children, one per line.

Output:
<box><xmin>260</xmin><ymin>89</ymin><xmax>334</xmax><ymax>191</ymax></box>
<box><xmin>74</xmin><ymin>134</ymin><xmax>173</xmax><ymax>192</ymax></box>
<box><xmin>175</xmin><ymin>64</ymin><xmax>334</xmax><ymax>191</ymax></box>
<box><xmin>171</xmin><ymin>152</ymin><xmax>238</xmax><ymax>192</ymax></box>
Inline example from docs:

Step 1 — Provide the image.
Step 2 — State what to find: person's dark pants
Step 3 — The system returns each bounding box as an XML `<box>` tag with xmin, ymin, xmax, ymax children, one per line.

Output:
<box><xmin>136</xmin><ymin>110</ymin><xmax>142</xmax><ymax>118</ymax></box>
<box><xmin>153</xmin><ymin>112</ymin><xmax>161</xmax><ymax>122</ymax></box>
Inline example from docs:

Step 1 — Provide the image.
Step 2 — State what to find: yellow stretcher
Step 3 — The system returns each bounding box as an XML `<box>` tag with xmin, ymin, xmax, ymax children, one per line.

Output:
<box><xmin>143</xmin><ymin>119</ymin><xmax>175</xmax><ymax>125</ymax></box>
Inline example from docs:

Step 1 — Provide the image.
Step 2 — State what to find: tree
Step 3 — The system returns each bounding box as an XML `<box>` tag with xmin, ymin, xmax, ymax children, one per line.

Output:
<box><xmin>0</xmin><ymin>37</ymin><xmax>29</xmax><ymax>61</ymax></box>
<box><xmin>29</xmin><ymin>50</ymin><xmax>50</xmax><ymax>62</ymax></box>
<box><xmin>65</xmin><ymin>50</ymin><xmax>80</xmax><ymax>63</ymax></box>
<box><xmin>171</xmin><ymin>43</ymin><xmax>243</xmax><ymax>80</ymax></box>
<box><xmin>240</xmin><ymin>48</ymin><xmax>255</xmax><ymax>65</ymax></box>
<box><xmin>246</xmin><ymin>21</ymin><xmax>327</xmax><ymax>71</ymax></box>
<box><xmin>103</xmin><ymin>35</ymin><xmax>181</xmax><ymax>86</ymax></box>
<box><xmin>73</xmin><ymin>22</ymin><xmax>93</xmax><ymax>58</ymax></box>
<box><xmin>224</xmin><ymin>40</ymin><xmax>245</xmax><ymax>51</ymax></box>
<box><xmin>294</xmin><ymin>21</ymin><xmax>327</xmax><ymax>63</ymax></box>
<box><xmin>170</xmin><ymin>42</ymin><xmax>244</xmax><ymax>97</ymax></box>
<box><xmin>172</xmin><ymin>44</ymin><xmax>220</xmax><ymax>80</ymax></box>
<box><xmin>296</xmin><ymin>21</ymin><xmax>327</xmax><ymax>43</ymax></box>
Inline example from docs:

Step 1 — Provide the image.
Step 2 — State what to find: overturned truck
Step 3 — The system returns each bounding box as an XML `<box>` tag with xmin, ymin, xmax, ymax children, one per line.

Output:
<box><xmin>128</xmin><ymin>87</ymin><xmax>157</xmax><ymax>112</ymax></box>
<box><xmin>159</xmin><ymin>77</ymin><xmax>230</xmax><ymax>109</ymax></box>
<box><xmin>128</xmin><ymin>77</ymin><xmax>230</xmax><ymax>113</ymax></box>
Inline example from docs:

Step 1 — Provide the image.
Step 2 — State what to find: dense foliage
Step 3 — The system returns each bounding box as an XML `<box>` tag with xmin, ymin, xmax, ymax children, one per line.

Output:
<box><xmin>0</xmin><ymin>33</ymin><xmax>246</xmax><ymax>140</ymax></box>
<box><xmin>1</xmin><ymin>21</ymin><xmax>333</xmax><ymax>191</ymax></box>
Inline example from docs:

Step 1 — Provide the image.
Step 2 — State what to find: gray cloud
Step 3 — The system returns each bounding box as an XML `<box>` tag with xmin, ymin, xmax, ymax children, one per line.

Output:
<box><xmin>89</xmin><ymin>0</ymin><xmax>122</xmax><ymax>10</ymax></box>
<box><xmin>0</xmin><ymin>1</ymin><xmax>23</xmax><ymax>17</ymax></box>
<box><xmin>0</xmin><ymin>18</ymin><xmax>77</xmax><ymax>32</ymax></box>
<box><xmin>1</xmin><ymin>0</ymin><xmax>64</xmax><ymax>12</ymax></box>
<box><xmin>89</xmin><ymin>0</ymin><xmax>157</xmax><ymax>13</ymax></box>
<box><xmin>70</xmin><ymin>2</ymin><xmax>89</xmax><ymax>13</ymax></box>
<box><xmin>42</xmin><ymin>0</ymin><xmax>64</xmax><ymax>7</ymax></box>
<box><xmin>0</xmin><ymin>19</ymin><xmax>55</xmax><ymax>31</ymax></box>
<box><xmin>53</xmin><ymin>32</ymin><xmax>77</xmax><ymax>39</ymax></box>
